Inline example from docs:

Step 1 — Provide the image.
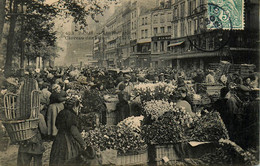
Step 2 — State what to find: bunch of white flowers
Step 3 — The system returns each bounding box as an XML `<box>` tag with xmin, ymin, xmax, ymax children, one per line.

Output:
<box><xmin>117</xmin><ymin>116</ymin><xmax>144</xmax><ymax>132</ymax></box>
<box><xmin>143</xmin><ymin>100</ymin><xmax>174</xmax><ymax>120</ymax></box>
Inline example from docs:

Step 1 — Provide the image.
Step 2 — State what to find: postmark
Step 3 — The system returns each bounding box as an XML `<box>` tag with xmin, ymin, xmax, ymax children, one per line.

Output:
<box><xmin>186</xmin><ymin>3</ymin><xmax>232</xmax><ymax>52</ymax></box>
<box><xmin>208</xmin><ymin>0</ymin><xmax>244</xmax><ymax>30</ymax></box>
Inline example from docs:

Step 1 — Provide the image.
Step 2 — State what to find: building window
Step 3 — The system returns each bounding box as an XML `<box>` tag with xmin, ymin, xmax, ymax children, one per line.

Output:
<box><xmin>160</xmin><ymin>14</ymin><xmax>165</xmax><ymax>23</ymax></box>
<box><xmin>154</xmin><ymin>42</ymin><xmax>158</xmax><ymax>51</ymax></box>
<box><xmin>200</xmin><ymin>0</ymin><xmax>204</xmax><ymax>6</ymax></box>
<box><xmin>167</xmin><ymin>13</ymin><xmax>172</xmax><ymax>22</ymax></box>
<box><xmin>194</xmin><ymin>19</ymin><xmax>197</xmax><ymax>32</ymax></box>
<box><xmin>180</xmin><ymin>2</ymin><xmax>185</xmax><ymax>18</ymax></box>
<box><xmin>154</xmin><ymin>27</ymin><xmax>158</xmax><ymax>35</ymax></box>
<box><xmin>160</xmin><ymin>41</ymin><xmax>164</xmax><ymax>52</ymax></box>
<box><xmin>142</xmin><ymin>18</ymin><xmax>144</xmax><ymax>25</ymax></box>
<box><xmin>181</xmin><ymin>21</ymin><xmax>184</xmax><ymax>37</ymax></box>
<box><xmin>174</xmin><ymin>6</ymin><xmax>178</xmax><ymax>19</ymax></box>
<box><xmin>192</xmin><ymin>0</ymin><xmax>196</xmax><ymax>12</ymax></box>
<box><xmin>145</xmin><ymin>17</ymin><xmax>148</xmax><ymax>25</ymax></box>
<box><xmin>145</xmin><ymin>29</ymin><xmax>148</xmax><ymax>38</ymax></box>
<box><xmin>154</xmin><ymin>14</ymin><xmax>158</xmax><ymax>23</ymax></box>
<box><xmin>174</xmin><ymin>23</ymin><xmax>178</xmax><ymax>37</ymax></box>
<box><xmin>188</xmin><ymin>21</ymin><xmax>191</xmax><ymax>35</ymax></box>
<box><xmin>141</xmin><ymin>30</ymin><xmax>144</xmax><ymax>39</ymax></box>
<box><xmin>188</xmin><ymin>0</ymin><xmax>192</xmax><ymax>15</ymax></box>
<box><xmin>160</xmin><ymin>27</ymin><xmax>165</xmax><ymax>33</ymax></box>
<box><xmin>199</xmin><ymin>17</ymin><xmax>204</xmax><ymax>29</ymax></box>
<box><xmin>167</xmin><ymin>26</ymin><xmax>171</xmax><ymax>33</ymax></box>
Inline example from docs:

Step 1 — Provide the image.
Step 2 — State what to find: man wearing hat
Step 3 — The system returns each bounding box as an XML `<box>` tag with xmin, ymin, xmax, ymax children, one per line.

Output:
<box><xmin>116</xmin><ymin>74</ymin><xmax>134</xmax><ymax>119</ymax></box>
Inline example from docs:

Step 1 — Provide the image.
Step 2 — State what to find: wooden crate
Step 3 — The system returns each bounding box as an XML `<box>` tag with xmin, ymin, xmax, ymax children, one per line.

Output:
<box><xmin>117</xmin><ymin>150</ymin><xmax>148</xmax><ymax>165</ymax></box>
<box><xmin>149</xmin><ymin>144</ymin><xmax>182</xmax><ymax>166</ymax></box>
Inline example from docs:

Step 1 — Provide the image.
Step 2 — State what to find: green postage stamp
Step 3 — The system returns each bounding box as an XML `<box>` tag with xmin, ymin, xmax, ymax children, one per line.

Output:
<box><xmin>207</xmin><ymin>0</ymin><xmax>244</xmax><ymax>30</ymax></box>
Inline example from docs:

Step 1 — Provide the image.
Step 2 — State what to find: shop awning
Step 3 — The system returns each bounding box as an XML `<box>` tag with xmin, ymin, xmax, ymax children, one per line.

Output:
<box><xmin>167</xmin><ymin>41</ymin><xmax>185</xmax><ymax>47</ymax></box>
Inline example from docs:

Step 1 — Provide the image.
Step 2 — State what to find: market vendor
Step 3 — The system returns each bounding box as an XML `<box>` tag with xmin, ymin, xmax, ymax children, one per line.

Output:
<box><xmin>49</xmin><ymin>96</ymin><xmax>95</xmax><ymax>166</ymax></box>
<box><xmin>176</xmin><ymin>87</ymin><xmax>195</xmax><ymax>117</ymax></box>
<box><xmin>116</xmin><ymin>83</ymin><xmax>130</xmax><ymax>123</ymax></box>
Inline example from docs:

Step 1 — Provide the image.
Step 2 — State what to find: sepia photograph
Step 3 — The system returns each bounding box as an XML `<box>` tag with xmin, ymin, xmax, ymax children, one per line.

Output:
<box><xmin>0</xmin><ymin>0</ymin><xmax>259</xmax><ymax>165</ymax></box>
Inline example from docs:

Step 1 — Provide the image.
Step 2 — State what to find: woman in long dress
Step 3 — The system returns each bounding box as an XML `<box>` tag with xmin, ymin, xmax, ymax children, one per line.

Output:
<box><xmin>49</xmin><ymin>97</ymin><xmax>88</xmax><ymax>165</ymax></box>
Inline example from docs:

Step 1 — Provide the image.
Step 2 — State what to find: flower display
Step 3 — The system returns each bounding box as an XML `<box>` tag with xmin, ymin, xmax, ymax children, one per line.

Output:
<box><xmin>197</xmin><ymin>139</ymin><xmax>257</xmax><ymax>165</ymax></box>
<box><xmin>142</xmin><ymin>103</ymin><xmax>197</xmax><ymax>144</ymax></box>
<box><xmin>81</xmin><ymin>89</ymin><xmax>106</xmax><ymax>114</ymax></box>
<box><xmin>82</xmin><ymin>125</ymin><xmax>147</xmax><ymax>155</ymax></box>
<box><xmin>186</xmin><ymin>112</ymin><xmax>229</xmax><ymax>142</ymax></box>
<box><xmin>117</xmin><ymin>116</ymin><xmax>144</xmax><ymax>132</ymax></box>
<box><xmin>143</xmin><ymin>100</ymin><xmax>175</xmax><ymax>120</ymax></box>
<box><xmin>133</xmin><ymin>82</ymin><xmax>177</xmax><ymax>102</ymax></box>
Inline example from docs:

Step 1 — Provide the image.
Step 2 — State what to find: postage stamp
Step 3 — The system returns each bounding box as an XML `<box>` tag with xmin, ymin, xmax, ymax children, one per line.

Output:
<box><xmin>207</xmin><ymin>0</ymin><xmax>244</xmax><ymax>30</ymax></box>
<box><xmin>187</xmin><ymin>3</ymin><xmax>232</xmax><ymax>52</ymax></box>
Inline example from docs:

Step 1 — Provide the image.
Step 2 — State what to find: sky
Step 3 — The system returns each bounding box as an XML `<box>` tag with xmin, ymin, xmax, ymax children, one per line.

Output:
<box><xmin>43</xmin><ymin>0</ymin><xmax>119</xmax><ymax>65</ymax></box>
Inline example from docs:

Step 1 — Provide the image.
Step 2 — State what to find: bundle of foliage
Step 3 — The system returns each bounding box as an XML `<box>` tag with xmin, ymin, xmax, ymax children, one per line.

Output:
<box><xmin>186</xmin><ymin>112</ymin><xmax>229</xmax><ymax>142</ymax></box>
<box><xmin>142</xmin><ymin>106</ymin><xmax>196</xmax><ymax>145</ymax></box>
<box><xmin>81</xmin><ymin>89</ymin><xmax>106</xmax><ymax>114</ymax></box>
<box><xmin>196</xmin><ymin>139</ymin><xmax>257</xmax><ymax>165</ymax></box>
<box><xmin>82</xmin><ymin>125</ymin><xmax>147</xmax><ymax>155</ymax></box>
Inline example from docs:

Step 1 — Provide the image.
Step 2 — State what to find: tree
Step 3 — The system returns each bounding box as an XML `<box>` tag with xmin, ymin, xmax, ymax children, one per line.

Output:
<box><xmin>3</xmin><ymin>0</ymin><xmax>119</xmax><ymax>77</ymax></box>
<box><xmin>0</xmin><ymin>0</ymin><xmax>6</xmax><ymax>43</ymax></box>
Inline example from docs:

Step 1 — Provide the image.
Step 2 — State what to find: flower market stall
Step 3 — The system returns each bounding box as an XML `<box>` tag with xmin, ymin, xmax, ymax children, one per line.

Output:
<box><xmin>81</xmin><ymin>116</ymin><xmax>148</xmax><ymax>165</ymax></box>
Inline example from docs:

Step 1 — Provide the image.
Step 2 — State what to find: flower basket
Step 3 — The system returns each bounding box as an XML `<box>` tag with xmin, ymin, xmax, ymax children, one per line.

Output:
<box><xmin>1</xmin><ymin>89</ymin><xmax>41</xmax><ymax>144</ymax></box>
<box><xmin>148</xmin><ymin>144</ymin><xmax>182</xmax><ymax>166</ymax></box>
<box><xmin>117</xmin><ymin>149</ymin><xmax>148</xmax><ymax>165</ymax></box>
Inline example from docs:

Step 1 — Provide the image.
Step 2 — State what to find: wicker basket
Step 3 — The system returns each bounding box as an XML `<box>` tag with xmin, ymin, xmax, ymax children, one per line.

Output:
<box><xmin>2</xmin><ymin>118</ymin><xmax>39</xmax><ymax>143</ymax></box>
<box><xmin>1</xmin><ymin>88</ymin><xmax>41</xmax><ymax>143</ymax></box>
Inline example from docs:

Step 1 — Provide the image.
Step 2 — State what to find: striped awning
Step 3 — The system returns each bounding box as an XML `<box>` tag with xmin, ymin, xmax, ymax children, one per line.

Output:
<box><xmin>167</xmin><ymin>41</ymin><xmax>185</xmax><ymax>47</ymax></box>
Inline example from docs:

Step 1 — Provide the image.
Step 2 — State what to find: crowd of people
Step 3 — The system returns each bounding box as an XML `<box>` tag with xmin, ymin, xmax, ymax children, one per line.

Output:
<box><xmin>0</xmin><ymin>65</ymin><xmax>259</xmax><ymax>165</ymax></box>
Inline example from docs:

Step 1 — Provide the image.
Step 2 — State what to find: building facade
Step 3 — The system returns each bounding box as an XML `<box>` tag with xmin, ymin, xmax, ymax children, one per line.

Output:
<box><xmin>93</xmin><ymin>0</ymin><xmax>259</xmax><ymax>69</ymax></box>
<box><xmin>163</xmin><ymin>0</ymin><xmax>259</xmax><ymax>70</ymax></box>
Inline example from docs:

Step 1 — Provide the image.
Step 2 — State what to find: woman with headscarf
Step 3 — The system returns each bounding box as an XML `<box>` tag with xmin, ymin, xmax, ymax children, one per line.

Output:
<box><xmin>49</xmin><ymin>96</ymin><xmax>96</xmax><ymax>166</ymax></box>
<box><xmin>176</xmin><ymin>87</ymin><xmax>195</xmax><ymax>117</ymax></box>
<box><xmin>47</xmin><ymin>84</ymin><xmax>66</xmax><ymax>139</ymax></box>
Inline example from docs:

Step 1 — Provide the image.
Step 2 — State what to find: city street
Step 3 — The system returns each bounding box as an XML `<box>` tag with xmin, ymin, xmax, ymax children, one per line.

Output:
<box><xmin>0</xmin><ymin>0</ymin><xmax>259</xmax><ymax>165</ymax></box>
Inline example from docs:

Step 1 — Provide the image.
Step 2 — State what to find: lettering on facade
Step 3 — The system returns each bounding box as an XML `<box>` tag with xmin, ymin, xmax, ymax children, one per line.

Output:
<box><xmin>152</xmin><ymin>35</ymin><xmax>171</xmax><ymax>41</ymax></box>
<box><xmin>65</xmin><ymin>36</ymin><xmax>94</xmax><ymax>40</ymax></box>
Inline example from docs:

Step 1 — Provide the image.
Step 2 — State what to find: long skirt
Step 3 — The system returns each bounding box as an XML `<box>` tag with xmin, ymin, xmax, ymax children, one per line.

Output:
<box><xmin>49</xmin><ymin>131</ymin><xmax>81</xmax><ymax>166</ymax></box>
